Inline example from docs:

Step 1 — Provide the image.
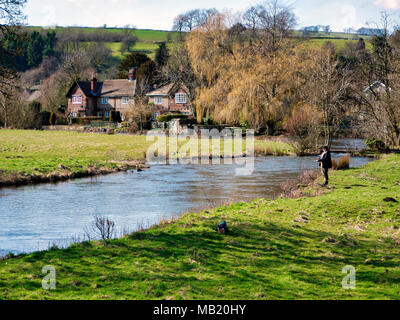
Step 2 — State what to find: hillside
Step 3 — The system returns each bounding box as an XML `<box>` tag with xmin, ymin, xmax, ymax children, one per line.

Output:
<box><xmin>26</xmin><ymin>27</ymin><xmax>371</xmax><ymax>62</ymax></box>
<box><xmin>27</xmin><ymin>26</ymin><xmax>182</xmax><ymax>61</ymax></box>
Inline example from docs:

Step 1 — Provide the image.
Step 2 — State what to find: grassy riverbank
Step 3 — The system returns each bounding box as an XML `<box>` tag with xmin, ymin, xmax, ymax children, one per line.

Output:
<box><xmin>0</xmin><ymin>154</ymin><xmax>399</xmax><ymax>299</ymax></box>
<box><xmin>0</xmin><ymin>130</ymin><xmax>295</xmax><ymax>187</ymax></box>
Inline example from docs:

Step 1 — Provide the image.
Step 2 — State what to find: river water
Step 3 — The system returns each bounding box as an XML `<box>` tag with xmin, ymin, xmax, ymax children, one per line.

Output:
<box><xmin>0</xmin><ymin>155</ymin><xmax>372</xmax><ymax>256</ymax></box>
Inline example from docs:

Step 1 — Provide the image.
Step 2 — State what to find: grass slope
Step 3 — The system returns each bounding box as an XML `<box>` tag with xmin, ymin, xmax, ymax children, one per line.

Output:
<box><xmin>0</xmin><ymin>154</ymin><xmax>399</xmax><ymax>299</ymax></box>
<box><xmin>0</xmin><ymin>130</ymin><xmax>294</xmax><ymax>185</ymax></box>
<box><xmin>28</xmin><ymin>27</ymin><xmax>371</xmax><ymax>62</ymax></box>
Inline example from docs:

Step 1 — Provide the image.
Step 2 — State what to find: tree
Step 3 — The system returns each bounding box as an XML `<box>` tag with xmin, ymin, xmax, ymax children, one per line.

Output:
<box><xmin>173</xmin><ymin>14</ymin><xmax>186</xmax><ymax>40</ymax></box>
<box><xmin>87</xmin><ymin>42</ymin><xmax>112</xmax><ymax>73</ymax></box>
<box><xmin>284</xmin><ymin>104</ymin><xmax>322</xmax><ymax>155</ymax></box>
<box><xmin>126</xmin><ymin>97</ymin><xmax>152</xmax><ymax>133</ymax></box>
<box><xmin>186</xmin><ymin>7</ymin><xmax>299</xmax><ymax>130</ymax></box>
<box><xmin>354</xmin><ymin>13</ymin><xmax>400</xmax><ymax>147</ymax></box>
<box><xmin>42</xmin><ymin>30</ymin><xmax>57</xmax><ymax>59</ymax></box>
<box><xmin>136</xmin><ymin>59</ymin><xmax>157</xmax><ymax>93</ymax></box>
<box><xmin>172</xmin><ymin>8</ymin><xmax>219</xmax><ymax>37</ymax></box>
<box><xmin>27</xmin><ymin>31</ymin><xmax>44</xmax><ymax>68</ymax></box>
<box><xmin>308</xmin><ymin>45</ymin><xmax>351</xmax><ymax>147</ymax></box>
<box><xmin>62</xmin><ymin>48</ymin><xmax>92</xmax><ymax>83</ymax></box>
<box><xmin>117</xmin><ymin>52</ymin><xmax>151</xmax><ymax>79</ymax></box>
<box><xmin>242</xmin><ymin>6</ymin><xmax>262</xmax><ymax>34</ymax></box>
<box><xmin>0</xmin><ymin>0</ymin><xmax>27</xmax><ymax>94</ymax></box>
<box><xmin>120</xmin><ymin>25</ymin><xmax>137</xmax><ymax>54</ymax></box>
<box><xmin>164</xmin><ymin>46</ymin><xmax>197</xmax><ymax>117</ymax></box>
<box><xmin>255</xmin><ymin>0</ymin><xmax>297</xmax><ymax>51</ymax></box>
<box><xmin>155</xmin><ymin>42</ymin><xmax>170</xmax><ymax>66</ymax></box>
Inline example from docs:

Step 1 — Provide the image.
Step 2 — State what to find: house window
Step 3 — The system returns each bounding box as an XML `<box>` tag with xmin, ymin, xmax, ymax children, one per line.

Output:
<box><xmin>101</xmin><ymin>97</ymin><xmax>109</xmax><ymax>105</ymax></box>
<box><xmin>105</xmin><ymin>111</ymin><xmax>110</xmax><ymax>118</ymax></box>
<box><xmin>154</xmin><ymin>96</ymin><xmax>163</xmax><ymax>105</ymax></box>
<box><xmin>72</xmin><ymin>95</ymin><xmax>82</xmax><ymax>104</ymax></box>
<box><xmin>175</xmin><ymin>93</ymin><xmax>187</xmax><ymax>104</ymax></box>
<box><xmin>97</xmin><ymin>112</ymin><xmax>103</xmax><ymax>117</ymax></box>
<box><xmin>153</xmin><ymin>112</ymin><xmax>160</xmax><ymax>121</ymax></box>
<box><xmin>122</xmin><ymin>97</ymin><xmax>130</xmax><ymax>104</ymax></box>
<box><xmin>71</xmin><ymin>112</ymin><xmax>77</xmax><ymax>118</ymax></box>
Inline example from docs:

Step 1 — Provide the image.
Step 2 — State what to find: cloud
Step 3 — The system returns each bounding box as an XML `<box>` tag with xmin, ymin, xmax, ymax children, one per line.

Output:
<box><xmin>374</xmin><ymin>0</ymin><xmax>400</xmax><ymax>9</ymax></box>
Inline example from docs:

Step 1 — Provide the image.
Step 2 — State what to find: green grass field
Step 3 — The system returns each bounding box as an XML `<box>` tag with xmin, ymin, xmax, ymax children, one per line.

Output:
<box><xmin>28</xmin><ymin>26</ymin><xmax>371</xmax><ymax>62</ymax></box>
<box><xmin>0</xmin><ymin>130</ymin><xmax>294</xmax><ymax>185</ymax></box>
<box><xmin>0</xmin><ymin>153</ymin><xmax>399</xmax><ymax>299</ymax></box>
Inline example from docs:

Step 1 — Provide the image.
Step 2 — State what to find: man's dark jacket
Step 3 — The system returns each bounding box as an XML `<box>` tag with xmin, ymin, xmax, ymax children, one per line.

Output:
<box><xmin>319</xmin><ymin>151</ymin><xmax>333</xmax><ymax>169</ymax></box>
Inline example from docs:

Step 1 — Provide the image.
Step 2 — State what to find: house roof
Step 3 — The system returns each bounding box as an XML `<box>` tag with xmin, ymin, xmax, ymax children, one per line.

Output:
<box><xmin>146</xmin><ymin>83</ymin><xmax>175</xmax><ymax>97</ymax></box>
<box><xmin>101</xmin><ymin>80</ymin><xmax>137</xmax><ymax>97</ymax></box>
<box><xmin>66</xmin><ymin>79</ymin><xmax>137</xmax><ymax>98</ymax></box>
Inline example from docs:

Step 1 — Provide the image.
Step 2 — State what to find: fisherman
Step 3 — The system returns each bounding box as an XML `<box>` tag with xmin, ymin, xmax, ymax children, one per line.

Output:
<box><xmin>317</xmin><ymin>146</ymin><xmax>332</xmax><ymax>186</ymax></box>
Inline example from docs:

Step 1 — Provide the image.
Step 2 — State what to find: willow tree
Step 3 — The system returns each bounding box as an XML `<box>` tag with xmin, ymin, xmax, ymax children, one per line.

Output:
<box><xmin>186</xmin><ymin>7</ymin><xmax>303</xmax><ymax>133</ymax></box>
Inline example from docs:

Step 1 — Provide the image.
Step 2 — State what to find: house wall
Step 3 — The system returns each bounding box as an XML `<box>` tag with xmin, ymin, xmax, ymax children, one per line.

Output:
<box><xmin>169</xmin><ymin>89</ymin><xmax>191</xmax><ymax>115</ymax></box>
<box><xmin>96</xmin><ymin>97</ymin><xmax>133</xmax><ymax>117</ymax></box>
<box><xmin>149</xmin><ymin>95</ymin><xmax>169</xmax><ymax>113</ymax></box>
<box><xmin>148</xmin><ymin>89</ymin><xmax>192</xmax><ymax>116</ymax></box>
<box><xmin>67</xmin><ymin>86</ymin><xmax>97</xmax><ymax>116</ymax></box>
<box><xmin>67</xmin><ymin>86</ymin><xmax>86</xmax><ymax>116</ymax></box>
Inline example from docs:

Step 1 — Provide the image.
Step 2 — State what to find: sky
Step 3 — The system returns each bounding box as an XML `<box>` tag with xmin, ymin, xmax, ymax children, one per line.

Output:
<box><xmin>23</xmin><ymin>0</ymin><xmax>400</xmax><ymax>32</ymax></box>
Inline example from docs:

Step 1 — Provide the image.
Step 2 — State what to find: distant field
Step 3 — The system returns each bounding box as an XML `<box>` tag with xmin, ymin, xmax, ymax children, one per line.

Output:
<box><xmin>105</xmin><ymin>41</ymin><xmax>181</xmax><ymax>60</ymax></box>
<box><xmin>307</xmin><ymin>38</ymin><xmax>373</xmax><ymax>51</ymax></box>
<box><xmin>28</xmin><ymin>26</ymin><xmax>183</xmax><ymax>61</ymax></box>
<box><xmin>27</xmin><ymin>27</ymin><xmax>373</xmax><ymax>63</ymax></box>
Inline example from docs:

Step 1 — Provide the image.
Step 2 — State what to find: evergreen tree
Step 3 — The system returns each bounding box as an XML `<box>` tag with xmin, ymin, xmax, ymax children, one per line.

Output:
<box><xmin>27</xmin><ymin>31</ymin><xmax>44</xmax><ymax>68</ymax></box>
<box><xmin>117</xmin><ymin>52</ymin><xmax>151</xmax><ymax>79</ymax></box>
<box><xmin>42</xmin><ymin>31</ymin><xmax>57</xmax><ymax>59</ymax></box>
<box><xmin>155</xmin><ymin>42</ymin><xmax>170</xmax><ymax>66</ymax></box>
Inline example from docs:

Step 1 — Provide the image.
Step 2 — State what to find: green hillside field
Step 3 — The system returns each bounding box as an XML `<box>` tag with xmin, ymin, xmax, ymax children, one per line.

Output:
<box><xmin>27</xmin><ymin>27</ymin><xmax>372</xmax><ymax>62</ymax></box>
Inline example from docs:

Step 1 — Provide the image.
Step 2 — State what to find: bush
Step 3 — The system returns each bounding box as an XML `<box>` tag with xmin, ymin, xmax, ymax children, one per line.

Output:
<box><xmin>70</xmin><ymin>118</ymin><xmax>84</xmax><ymax>125</ymax></box>
<box><xmin>56</xmin><ymin>117</ymin><xmax>69</xmax><ymax>125</ymax></box>
<box><xmin>332</xmin><ymin>155</ymin><xmax>350</xmax><ymax>170</ymax></box>
<box><xmin>86</xmin><ymin>116</ymin><xmax>103</xmax><ymax>121</ymax></box>
<box><xmin>110</xmin><ymin>110</ymin><xmax>122</xmax><ymax>123</ymax></box>
<box><xmin>281</xmin><ymin>170</ymin><xmax>320</xmax><ymax>198</ymax></box>
<box><xmin>366</xmin><ymin>138</ymin><xmax>386</xmax><ymax>151</ymax></box>
<box><xmin>37</xmin><ymin>111</ymin><xmax>54</xmax><ymax>126</ymax></box>
<box><xmin>156</xmin><ymin>114</ymin><xmax>189</xmax><ymax>123</ymax></box>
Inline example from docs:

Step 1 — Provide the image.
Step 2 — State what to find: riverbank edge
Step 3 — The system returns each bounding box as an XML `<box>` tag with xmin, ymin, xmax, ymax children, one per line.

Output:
<box><xmin>0</xmin><ymin>161</ymin><xmax>148</xmax><ymax>189</ymax></box>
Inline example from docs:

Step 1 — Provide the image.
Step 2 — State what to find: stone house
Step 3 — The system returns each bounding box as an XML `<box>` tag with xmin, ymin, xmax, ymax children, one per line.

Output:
<box><xmin>146</xmin><ymin>83</ymin><xmax>192</xmax><ymax>120</ymax></box>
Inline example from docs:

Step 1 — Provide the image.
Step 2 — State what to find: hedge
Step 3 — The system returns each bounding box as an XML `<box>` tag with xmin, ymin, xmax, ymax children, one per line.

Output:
<box><xmin>156</xmin><ymin>114</ymin><xmax>189</xmax><ymax>123</ymax></box>
<box><xmin>366</xmin><ymin>138</ymin><xmax>386</xmax><ymax>151</ymax></box>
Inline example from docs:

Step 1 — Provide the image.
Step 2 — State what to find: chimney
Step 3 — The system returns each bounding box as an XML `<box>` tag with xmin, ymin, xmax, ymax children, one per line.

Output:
<box><xmin>128</xmin><ymin>67</ymin><xmax>137</xmax><ymax>82</ymax></box>
<box><xmin>91</xmin><ymin>77</ymin><xmax>98</xmax><ymax>93</ymax></box>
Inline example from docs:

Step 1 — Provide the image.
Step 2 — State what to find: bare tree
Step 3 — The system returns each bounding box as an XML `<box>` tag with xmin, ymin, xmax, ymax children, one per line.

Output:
<box><xmin>92</xmin><ymin>215</ymin><xmax>116</xmax><ymax>241</ymax></box>
<box><xmin>353</xmin><ymin>12</ymin><xmax>400</xmax><ymax>146</ymax></box>
<box><xmin>256</xmin><ymin>0</ymin><xmax>297</xmax><ymax>51</ymax></box>
<box><xmin>120</xmin><ymin>24</ymin><xmax>137</xmax><ymax>53</ymax></box>
<box><xmin>164</xmin><ymin>47</ymin><xmax>197</xmax><ymax>117</ymax></box>
<box><xmin>242</xmin><ymin>5</ymin><xmax>262</xmax><ymax>34</ymax></box>
<box><xmin>309</xmin><ymin>45</ymin><xmax>351</xmax><ymax>147</ymax></box>
<box><xmin>0</xmin><ymin>0</ymin><xmax>27</xmax><ymax>94</ymax></box>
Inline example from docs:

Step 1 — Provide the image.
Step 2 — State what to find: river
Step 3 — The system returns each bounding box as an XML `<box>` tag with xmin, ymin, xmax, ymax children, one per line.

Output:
<box><xmin>0</xmin><ymin>155</ymin><xmax>372</xmax><ymax>256</ymax></box>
